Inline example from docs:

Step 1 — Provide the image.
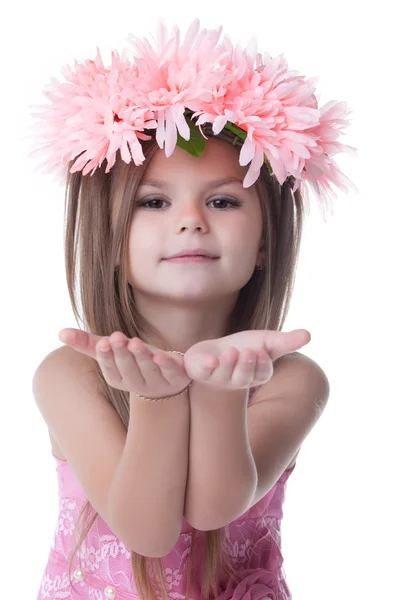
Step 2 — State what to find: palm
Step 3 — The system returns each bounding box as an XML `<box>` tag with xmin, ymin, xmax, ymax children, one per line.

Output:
<box><xmin>58</xmin><ymin>328</ymin><xmax>185</xmax><ymax>368</ymax></box>
<box><xmin>183</xmin><ymin>328</ymin><xmax>311</xmax><ymax>389</ymax></box>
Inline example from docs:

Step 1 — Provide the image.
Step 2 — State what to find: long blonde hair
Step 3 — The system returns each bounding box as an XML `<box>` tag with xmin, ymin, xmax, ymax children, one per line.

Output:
<box><xmin>63</xmin><ymin>126</ymin><xmax>305</xmax><ymax>600</ymax></box>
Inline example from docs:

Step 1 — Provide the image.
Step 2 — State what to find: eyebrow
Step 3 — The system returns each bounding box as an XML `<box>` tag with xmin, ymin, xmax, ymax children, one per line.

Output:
<box><xmin>137</xmin><ymin>176</ymin><xmax>244</xmax><ymax>189</ymax></box>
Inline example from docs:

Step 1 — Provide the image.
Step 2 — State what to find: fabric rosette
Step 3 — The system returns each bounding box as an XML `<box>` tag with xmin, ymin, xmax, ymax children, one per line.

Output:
<box><xmin>215</xmin><ymin>567</ymin><xmax>284</xmax><ymax>600</ymax></box>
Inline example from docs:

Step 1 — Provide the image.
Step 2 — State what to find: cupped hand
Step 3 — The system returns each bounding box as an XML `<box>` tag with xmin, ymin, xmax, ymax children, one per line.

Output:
<box><xmin>58</xmin><ymin>328</ymin><xmax>191</xmax><ymax>398</ymax></box>
<box><xmin>183</xmin><ymin>328</ymin><xmax>311</xmax><ymax>390</ymax></box>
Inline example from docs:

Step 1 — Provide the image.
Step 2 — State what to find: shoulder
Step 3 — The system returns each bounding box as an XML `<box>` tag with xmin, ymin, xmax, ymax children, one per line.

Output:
<box><xmin>249</xmin><ymin>352</ymin><xmax>330</xmax><ymax>473</ymax></box>
<box><xmin>281</xmin><ymin>351</ymin><xmax>330</xmax><ymax>382</ymax></box>
<box><xmin>251</xmin><ymin>351</ymin><xmax>330</xmax><ymax>406</ymax></box>
<box><xmin>32</xmin><ymin>345</ymin><xmax>102</xmax><ymax>404</ymax></box>
<box><xmin>34</xmin><ymin>344</ymin><xmax>97</xmax><ymax>377</ymax></box>
<box><xmin>33</xmin><ymin>346</ymin><xmax>102</xmax><ymax>462</ymax></box>
<box><xmin>39</xmin><ymin>344</ymin><xmax>91</xmax><ymax>365</ymax></box>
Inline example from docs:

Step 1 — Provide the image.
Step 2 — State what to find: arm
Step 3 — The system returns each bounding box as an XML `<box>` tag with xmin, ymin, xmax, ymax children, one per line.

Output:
<box><xmin>183</xmin><ymin>383</ymin><xmax>258</xmax><ymax>531</ymax></box>
<box><xmin>108</xmin><ymin>390</ymin><xmax>190</xmax><ymax>557</ymax></box>
<box><xmin>184</xmin><ymin>353</ymin><xmax>330</xmax><ymax>532</ymax></box>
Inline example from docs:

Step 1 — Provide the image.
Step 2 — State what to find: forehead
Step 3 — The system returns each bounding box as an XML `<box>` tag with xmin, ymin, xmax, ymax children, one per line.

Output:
<box><xmin>141</xmin><ymin>138</ymin><xmax>248</xmax><ymax>184</ymax></box>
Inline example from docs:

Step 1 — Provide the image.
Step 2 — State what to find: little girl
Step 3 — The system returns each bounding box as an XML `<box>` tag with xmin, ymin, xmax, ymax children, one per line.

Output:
<box><xmin>29</xmin><ymin>18</ymin><xmax>357</xmax><ymax>600</ymax></box>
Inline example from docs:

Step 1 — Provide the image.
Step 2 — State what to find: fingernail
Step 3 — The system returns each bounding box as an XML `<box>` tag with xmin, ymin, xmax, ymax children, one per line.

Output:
<box><xmin>112</xmin><ymin>340</ymin><xmax>126</xmax><ymax>348</ymax></box>
<box><xmin>99</xmin><ymin>343</ymin><xmax>111</xmax><ymax>352</ymax></box>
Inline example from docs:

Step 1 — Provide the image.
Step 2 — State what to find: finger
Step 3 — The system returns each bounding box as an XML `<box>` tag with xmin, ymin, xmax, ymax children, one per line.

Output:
<box><xmin>206</xmin><ymin>348</ymin><xmax>270</xmax><ymax>388</ymax></box>
<box><xmin>96</xmin><ymin>337</ymin><xmax>128</xmax><ymax>386</ymax></box>
<box><xmin>59</xmin><ymin>328</ymin><xmax>150</xmax><ymax>366</ymax></box>
<box><xmin>265</xmin><ymin>329</ymin><xmax>311</xmax><ymax>362</ymax></box>
<box><xmin>231</xmin><ymin>348</ymin><xmax>258</xmax><ymax>388</ymax></box>
<box><xmin>126</xmin><ymin>339</ymin><xmax>170</xmax><ymax>385</ymax></box>
<box><xmin>153</xmin><ymin>352</ymin><xmax>187</xmax><ymax>384</ymax></box>
<box><xmin>206</xmin><ymin>346</ymin><xmax>239</xmax><ymax>383</ymax></box>
<box><xmin>110</xmin><ymin>331</ymin><xmax>155</xmax><ymax>388</ymax></box>
<box><xmin>184</xmin><ymin>352</ymin><xmax>219</xmax><ymax>381</ymax></box>
<box><xmin>59</xmin><ymin>328</ymin><xmax>103</xmax><ymax>358</ymax></box>
<box><xmin>96</xmin><ymin>334</ymin><xmax>149</xmax><ymax>388</ymax></box>
<box><xmin>254</xmin><ymin>348</ymin><xmax>273</xmax><ymax>383</ymax></box>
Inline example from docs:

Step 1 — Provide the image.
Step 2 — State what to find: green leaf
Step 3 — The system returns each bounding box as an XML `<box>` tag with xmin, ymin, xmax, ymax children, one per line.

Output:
<box><xmin>263</xmin><ymin>155</ymin><xmax>274</xmax><ymax>176</ymax></box>
<box><xmin>224</xmin><ymin>121</ymin><xmax>276</xmax><ymax>176</ymax></box>
<box><xmin>176</xmin><ymin>117</ymin><xmax>206</xmax><ymax>157</ymax></box>
<box><xmin>223</xmin><ymin>121</ymin><xmax>247</xmax><ymax>142</ymax></box>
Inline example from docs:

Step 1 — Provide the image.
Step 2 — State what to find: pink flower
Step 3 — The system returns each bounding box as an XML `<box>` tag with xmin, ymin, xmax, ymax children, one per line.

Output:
<box><xmin>27</xmin><ymin>18</ymin><xmax>358</xmax><ymax>215</ymax></box>
<box><xmin>28</xmin><ymin>47</ymin><xmax>158</xmax><ymax>178</ymax></box>
<box><xmin>125</xmin><ymin>19</ymin><xmax>228</xmax><ymax>157</ymax></box>
<box><xmin>298</xmin><ymin>99</ymin><xmax>359</xmax><ymax>217</ymax></box>
<box><xmin>192</xmin><ymin>41</ymin><xmax>322</xmax><ymax>189</ymax></box>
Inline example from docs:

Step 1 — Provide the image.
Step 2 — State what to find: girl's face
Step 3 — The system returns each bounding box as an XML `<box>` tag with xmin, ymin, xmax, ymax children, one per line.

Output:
<box><xmin>125</xmin><ymin>138</ymin><xmax>264</xmax><ymax>305</ymax></box>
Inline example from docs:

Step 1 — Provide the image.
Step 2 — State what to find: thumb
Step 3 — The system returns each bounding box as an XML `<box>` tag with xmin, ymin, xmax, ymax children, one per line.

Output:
<box><xmin>58</xmin><ymin>328</ymin><xmax>103</xmax><ymax>357</ymax></box>
<box><xmin>268</xmin><ymin>329</ymin><xmax>311</xmax><ymax>362</ymax></box>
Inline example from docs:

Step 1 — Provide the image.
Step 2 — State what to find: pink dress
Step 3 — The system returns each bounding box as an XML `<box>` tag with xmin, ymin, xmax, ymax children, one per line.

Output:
<box><xmin>36</xmin><ymin>387</ymin><xmax>296</xmax><ymax>600</ymax></box>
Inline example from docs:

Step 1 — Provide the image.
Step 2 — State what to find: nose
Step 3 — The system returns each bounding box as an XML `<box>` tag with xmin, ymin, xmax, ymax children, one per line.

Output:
<box><xmin>176</xmin><ymin>202</ymin><xmax>209</xmax><ymax>233</ymax></box>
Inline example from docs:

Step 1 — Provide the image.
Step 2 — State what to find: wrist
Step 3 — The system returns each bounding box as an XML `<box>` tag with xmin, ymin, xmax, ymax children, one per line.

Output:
<box><xmin>189</xmin><ymin>380</ymin><xmax>249</xmax><ymax>404</ymax></box>
<box><xmin>130</xmin><ymin>350</ymin><xmax>192</xmax><ymax>403</ymax></box>
<box><xmin>135</xmin><ymin>380</ymin><xmax>192</xmax><ymax>402</ymax></box>
<box><xmin>129</xmin><ymin>381</ymin><xmax>192</xmax><ymax>404</ymax></box>
<box><xmin>129</xmin><ymin>387</ymin><xmax>191</xmax><ymax>408</ymax></box>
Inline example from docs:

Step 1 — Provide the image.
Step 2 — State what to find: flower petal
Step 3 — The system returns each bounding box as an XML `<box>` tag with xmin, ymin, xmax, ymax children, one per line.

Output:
<box><xmin>165</xmin><ymin>107</ymin><xmax>178</xmax><ymax>157</ymax></box>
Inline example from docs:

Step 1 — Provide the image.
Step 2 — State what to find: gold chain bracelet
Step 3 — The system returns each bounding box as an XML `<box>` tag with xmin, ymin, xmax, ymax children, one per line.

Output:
<box><xmin>135</xmin><ymin>350</ymin><xmax>192</xmax><ymax>402</ymax></box>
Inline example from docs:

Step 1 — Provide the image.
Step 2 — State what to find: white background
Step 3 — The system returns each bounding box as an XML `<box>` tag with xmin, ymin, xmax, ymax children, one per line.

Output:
<box><xmin>2</xmin><ymin>1</ymin><xmax>399</xmax><ymax>598</ymax></box>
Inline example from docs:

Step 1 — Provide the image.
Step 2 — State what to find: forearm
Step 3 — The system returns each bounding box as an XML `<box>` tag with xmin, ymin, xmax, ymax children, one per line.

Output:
<box><xmin>108</xmin><ymin>391</ymin><xmax>190</xmax><ymax>557</ymax></box>
<box><xmin>184</xmin><ymin>382</ymin><xmax>257</xmax><ymax>531</ymax></box>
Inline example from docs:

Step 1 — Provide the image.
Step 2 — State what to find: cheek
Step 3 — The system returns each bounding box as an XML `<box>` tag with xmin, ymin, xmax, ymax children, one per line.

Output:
<box><xmin>228</xmin><ymin>219</ymin><xmax>262</xmax><ymax>250</ymax></box>
<box><xmin>128</xmin><ymin>221</ymin><xmax>158</xmax><ymax>251</ymax></box>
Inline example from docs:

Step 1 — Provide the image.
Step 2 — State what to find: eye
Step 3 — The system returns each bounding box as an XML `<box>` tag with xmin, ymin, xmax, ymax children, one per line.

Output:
<box><xmin>209</xmin><ymin>197</ymin><xmax>241</xmax><ymax>209</ymax></box>
<box><xmin>137</xmin><ymin>198</ymin><xmax>168</xmax><ymax>210</ymax></box>
<box><xmin>137</xmin><ymin>197</ymin><xmax>242</xmax><ymax>210</ymax></box>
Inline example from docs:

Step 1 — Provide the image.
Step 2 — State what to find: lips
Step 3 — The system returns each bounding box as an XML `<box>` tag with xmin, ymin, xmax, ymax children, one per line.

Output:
<box><xmin>165</xmin><ymin>249</ymin><xmax>219</xmax><ymax>259</ymax></box>
<box><xmin>165</xmin><ymin>255</ymin><xmax>218</xmax><ymax>261</ymax></box>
